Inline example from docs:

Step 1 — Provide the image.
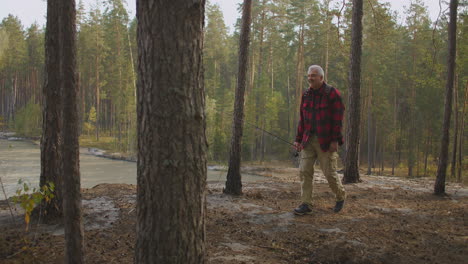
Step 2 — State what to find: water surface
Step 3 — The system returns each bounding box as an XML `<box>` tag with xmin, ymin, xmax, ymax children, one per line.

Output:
<box><xmin>0</xmin><ymin>139</ymin><xmax>264</xmax><ymax>198</ymax></box>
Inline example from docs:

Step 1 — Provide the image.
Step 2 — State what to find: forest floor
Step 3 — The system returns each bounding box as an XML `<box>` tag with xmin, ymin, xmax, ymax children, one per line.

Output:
<box><xmin>0</xmin><ymin>166</ymin><xmax>467</xmax><ymax>264</ymax></box>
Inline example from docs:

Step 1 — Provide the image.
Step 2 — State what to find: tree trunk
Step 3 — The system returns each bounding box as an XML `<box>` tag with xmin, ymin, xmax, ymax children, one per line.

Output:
<box><xmin>294</xmin><ymin>23</ymin><xmax>305</xmax><ymax>127</ymax></box>
<box><xmin>343</xmin><ymin>0</ymin><xmax>363</xmax><ymax>183</ymax></box>
<box><xmin>408</xmin><ymin>54</ymin><xmax>416</xmax><ymax>178</ymax></box>
<box><xmin>457</xmin><ymin>81</ymin><xmax>468</xmax><ymax>182</ymax></box>
<box><xmin>373</xmin><ymin>121</ymin><xmax>377</xmax><ymax>174</ymax></box>
<box><xmin>324</xmin><ymin>0</ymin><xmax>331</xmax><ymax>82</ymax></box>
<box><xmin>380</xmin><ymin>141</ymin><xmax>384</xmax><ymax>175</ymax></box>
<box><xmin>450</xmin><ymin>76</ymin><xmax>459</xmax><ymax>178</ymax></box>
<box><xmin>435</xmin><ymin>0</ymin><xmax>458</xmax><ymax>195</ymax></box>
<box><xmin>392</xmin><ymin>80</ymin><xmax>397</xmax><ymax>175</ymax></box>
<box><xmin>424</xmin><ymin>129</ymin><xmax>431</xmax><ymax>177</ymax></box>
<box><xmin>40</xmin><ymin>0</ymin><xmax>63</xmax><ymax>221</ymax></box>
<box><xmin>61</xmin><ymin>0</ymin><xmax>84</xmax><ymax>262</ymax></box>
<box><xmin>95</xmin><ymin>34</ymin><xmax>100</xmax><ymax>141</ymax></box>
<box><xmin>135</xmin><ymin>1</ymin><xmax>207</xmax><ymax>262</ymax></box>
<box><xmin>254</xmin><ymin>0</ymin><xmax>266</xmax><ymax>161</ymax></box>
<box><xmin>225</xmin><ymin>0</ymin><xmax>252</xmax><ymax>196</ymax></box>
<box><xmin>367</xmin><ymin>81</ymin><xmax>372</xmax><ymax>175</ymax></box>
<box><xmin>287</xmin><ymin>74</ymin><xmax>291</xmax><ymax>138</ymax></box>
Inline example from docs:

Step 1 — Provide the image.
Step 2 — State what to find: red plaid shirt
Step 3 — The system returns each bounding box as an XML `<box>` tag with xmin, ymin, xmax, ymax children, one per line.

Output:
<box><xmin>295</xmin><ymin>83</ymin><xmax>345</xmax><ymax>152</ymax></box>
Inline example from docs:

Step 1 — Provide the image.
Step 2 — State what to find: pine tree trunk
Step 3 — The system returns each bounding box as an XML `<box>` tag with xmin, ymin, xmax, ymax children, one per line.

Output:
<box><xmin>255</xmin><ymin>0</ymin><xmax>266</xmax><ymax>161</ymax></box>
<box><xmin>61</xmin><ymin>0</ymin><xmax>84</xmax><ymax>262</ymax></box>
<box><xmin>287</xmin><ymin>75</ymin><xmax>291</xmax><ymax>138</ymax></box>
<box><xmin>136</xmin><ymin>1</ymin><xmax>207</xmax><ymax>262</ymax></box>
<box><xmin>324</xmin><ymin>0</ymin><xmax>331</xmax><ymax>82</ymax></box>
<box><xmin>392</xmin><ymin>82</ymin><xmax>397</xmax><ymax>175</ymax></box>
<box><xmin>424</xmin><ymin>130</ymin><xmax>431</xmax><ymax>177</ymax></box>
<box><xmin>380</xmin><ymin>142</ymin><xmax>384</xmax><ymax>175</ymax></box>
<box><xmin>344</xmin><ymin>0</ymin><xmax>363</xmax><ymax>183</ymax></box>
<box><xmin>373</xmin><ymin>121</ymin><xmax>378</xmax><ymax>174</ymax></box>
<box><xmin>457</xmin><ymin>81</ymin><xmax>468</xmax><ymax>182</ymax></box>
<box><xmin>450</xmin><ymin>77</ymin><xmax>459</xmax><ymax>178</ymax></box>
<box><xmin>95</xmin><ymin>39</ymin><xmax>100</xmax><ymax>141</ymax></box>
<box><xmin>367</xmin><ymin>82</ymin><xmax>372</xmax><ymax>175</ymax></box>
<box><xmin>435</xmin><ymin>0</ymin><xmax>458</xmax><ymax>195</ymax></box>
<box><xmin>225</xmin><ymin>0</ymin><xmax>252</xmax><ymax>196</ymax></box>
<box><xmin>294</xmin><ymin>24</ymin><xmax>305</xmax><ymax>127</ymax></box>
<box><xmin>40</xmin><ymin>0</ymin><xmax>63</xmax><ymax>221</ymax></box>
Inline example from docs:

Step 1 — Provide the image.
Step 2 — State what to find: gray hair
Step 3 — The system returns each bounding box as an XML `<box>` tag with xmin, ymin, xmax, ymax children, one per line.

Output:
<box><xmin>307</xmin><ymin>65</ymin><xmax>324</xmax><ymax>77</ymax></box>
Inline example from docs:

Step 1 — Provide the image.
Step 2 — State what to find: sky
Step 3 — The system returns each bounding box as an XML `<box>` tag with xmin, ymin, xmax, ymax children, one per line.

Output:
<box><xmin>0</xmin><ymin>0</ymin><xmax>445</xmax><ymax>32</ymax></box>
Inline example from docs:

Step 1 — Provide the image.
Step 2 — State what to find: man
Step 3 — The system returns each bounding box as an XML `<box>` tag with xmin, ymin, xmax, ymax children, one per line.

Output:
<box><xmin>293</xmin><ymin>65</ymin><xmax>346</xmax><ymax>215</ymax></box>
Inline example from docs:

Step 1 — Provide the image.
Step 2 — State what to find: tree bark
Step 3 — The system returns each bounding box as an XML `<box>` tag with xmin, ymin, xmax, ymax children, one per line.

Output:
<box><xmin>294</xmin><ymin>23</ymin><xmax>305</xmax><ymax>127</ymax></box>
<box><xmin>135</xmin><ymin>0</ymin><xmax>207</xmax><ymax>262</ymax></box>
<box><xmin>424</xmin><ymin>129</ymin><xmax>431</xmax><ymax>177</ymax></box>
<box><xmin>435</xmin><ymin>0</ymin><xmax>458</xmax><ymax>195</ymax></box>
<box><xmin>254</xmin><ymin>0</ymin><xmax>266</xmax><ymax>161</ymax></box>
<box><xmin>392</xmin><ymin>79</ymin><xmax>397</xmax><ymax>176</ymax></box>
<box><xmin>95</xmin><ymin>33</ymin><xmax>100</xmax><ymax>141</ymax></box>
<box><xmin>344</xmin><ymin>0</ymin><xmax>363</xmax><ymax>183</ymax></box>
<box><xmin>40</xmin><ymin>0</ymin><xmax>63</xmax><ymax>220</ymax></box>
<box><xmin>457</xmin><ymin>81</ymin><xmax>468</xmax><ymax>182</ymax></box>
<box><xmin>225</xmin><ymin>0</ymin><xmax>252</xmax><ymax>196</ymax></box>
<box><xmin>61</xmin><ymin>0</ymin><xmax>84</xmax><ymax>262</ymax></box>
<box><xmin>367</xmin><ymin>81</ymin><xmax>372</xmax><ymax>175</ymax></box>
<box><xmin>450</xmin><ymin>76</ymin><xmax>458</xmax><ymax>178</ymax></box>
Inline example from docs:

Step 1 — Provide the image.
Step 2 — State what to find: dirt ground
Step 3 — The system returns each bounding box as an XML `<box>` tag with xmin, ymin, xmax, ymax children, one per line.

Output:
<box><xmin>1</xmin><ymin>167</ymin><xmax>467</xmax><ymax>264</ymax></box>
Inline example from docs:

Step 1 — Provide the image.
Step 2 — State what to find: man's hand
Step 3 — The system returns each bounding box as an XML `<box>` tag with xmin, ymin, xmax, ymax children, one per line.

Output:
<box><xmin>329</xmin><ymin>141</ymin><xmax>338</xmax><ymax>152</ymax></box>
<box><xmin>294</xmin><ymin>142</ymin><xmax>303</xmax><ymax>152</ymax></box>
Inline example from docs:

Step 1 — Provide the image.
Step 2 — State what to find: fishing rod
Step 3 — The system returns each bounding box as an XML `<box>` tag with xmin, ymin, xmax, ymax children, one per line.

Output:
<box><xmin>222</xmin><ymin>111</ymin><xmax>299</xmax><ymax>156</ymax></box>
<box><xmin>222</xmin><ymin>111</ymin><xmax>295</xmax><ymax>146</ymax></box>
<box><xmin>243</xmin><ymin>120</ymin><xmax>295</xmax><ymax>147</ymax></box>
<box><xmin>243</xmin><ymin>120</ymin><xmax>300</xmax><ymax>157</ymax></box>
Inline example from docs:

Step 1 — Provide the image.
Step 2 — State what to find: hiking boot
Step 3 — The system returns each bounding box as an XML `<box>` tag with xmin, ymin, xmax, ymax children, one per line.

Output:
<box><xmin>294</xmin><ymin>203</ymin><xmax>312</xmax><ymax>215</ymax></box>
<box><xmin>333</xmin><ymin>200</ymin><xmax>345</xmax><ymax>213</ymax></box>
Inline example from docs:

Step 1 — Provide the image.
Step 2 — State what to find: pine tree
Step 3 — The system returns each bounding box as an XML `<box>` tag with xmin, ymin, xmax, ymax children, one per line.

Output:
<box><xmin>135</xmin><ymin>0</ymin><xmax>207</xmax><ymax>262</ymax></box>
<box><xmin>225</xmin><ymin>0</ymin><xmax>253</xmax><ymax>196</ymax></box>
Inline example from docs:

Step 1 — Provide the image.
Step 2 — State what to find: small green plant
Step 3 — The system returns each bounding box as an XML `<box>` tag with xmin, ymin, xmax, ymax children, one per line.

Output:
<box><xmin>12</xmin><ymin>179</ymin><xmax>55</xmax><ymax>231</ymax></box>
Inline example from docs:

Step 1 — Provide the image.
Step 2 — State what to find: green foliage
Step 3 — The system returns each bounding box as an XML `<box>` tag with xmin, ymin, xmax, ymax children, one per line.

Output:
<box><xmin>0</xmin><ymin>27</ymin><xmax>8</xmax><ymax>58</ymax></box>
<box><xmin>12</xmin><ymin>180</ymin><xmax>55</xmax><ymax>231</ymax></box>
<box><xmin>13</xmin><ymin>99</ymin><xmax>42</xmax><ymax>137</ymax></box>
<box><xmin>84</xmin><ymin>106</ymin><xmax>97</xmax><ymax>135</ymax></box>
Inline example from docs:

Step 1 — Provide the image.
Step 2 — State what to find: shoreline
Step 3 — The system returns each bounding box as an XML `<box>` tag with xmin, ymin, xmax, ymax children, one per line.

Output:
<box><xmin>0</xmin><ymin>132</ymin><xmax>276</xmax><ymax>178</ymax></box>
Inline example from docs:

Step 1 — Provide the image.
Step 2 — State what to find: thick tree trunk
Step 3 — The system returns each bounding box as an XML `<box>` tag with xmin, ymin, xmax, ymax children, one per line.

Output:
<box><xmin>61</xmin><ymin>0</ymin><xmax>84</xmax><ymax>262</ymax></box>
<box><xmin>343</xmin><ymin>0</ymin><xmax>363</xmax><ymax>183</ymax></box>
<box><xmin>40</xmin><ymin>0</ymin><xmax>63</xmax><ymax>220</ymax></box>
<box><xmin>225</xmin><ymin>0</ymin><xmax>252</xmax><ymax>196</ymax></box>
<box><xmin>135</xmin><ymin>1</ymin><xmax>207</xmax><ymax>262</ymax></box>
<box><xmin>435</xmin><ymin>0</ymin><xmax>458</xmax><ymax>195</ymax></box>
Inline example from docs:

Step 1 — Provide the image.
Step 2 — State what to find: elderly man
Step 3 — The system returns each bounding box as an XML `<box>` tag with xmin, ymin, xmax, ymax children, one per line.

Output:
<box><xmin>293</xmin><ymin>65</ymin><xmax>346</xmax><ymax>215</ymax></box>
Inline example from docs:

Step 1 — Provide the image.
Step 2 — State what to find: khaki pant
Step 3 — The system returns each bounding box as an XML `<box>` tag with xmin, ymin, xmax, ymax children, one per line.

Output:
<box><xmin>299</xmin><ymin>136</ymin><xmax>345</xmax><ymax>206</ymax></box>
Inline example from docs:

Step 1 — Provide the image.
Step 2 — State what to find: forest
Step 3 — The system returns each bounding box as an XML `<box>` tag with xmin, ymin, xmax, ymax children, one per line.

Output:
<box><xmin>0</xmin><ymin>0</ymin><xmax>467</xmax><ymax>263</ymax></box>
<box><xmin>0</xmin><ymin>0</ymin><xmax>466</xmax><ymax>181</ymax></box>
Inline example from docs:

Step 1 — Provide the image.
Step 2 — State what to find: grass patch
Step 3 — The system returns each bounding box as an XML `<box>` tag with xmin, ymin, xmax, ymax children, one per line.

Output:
<box><xmin>79</xmin><ymin>135</ymin><xmax>134</xmax><ymax>154</ymax></box>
